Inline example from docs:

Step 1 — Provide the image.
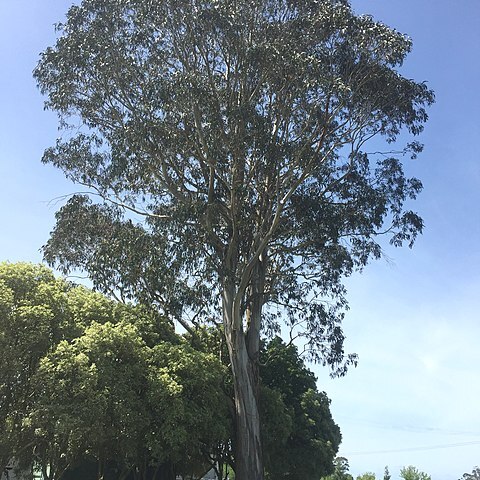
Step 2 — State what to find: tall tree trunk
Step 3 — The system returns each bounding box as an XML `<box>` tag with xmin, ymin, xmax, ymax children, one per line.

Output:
<box><xmin>223</xmin><ymin>284</ymin><xmax>263</xmax><ymax>480</ymax></box>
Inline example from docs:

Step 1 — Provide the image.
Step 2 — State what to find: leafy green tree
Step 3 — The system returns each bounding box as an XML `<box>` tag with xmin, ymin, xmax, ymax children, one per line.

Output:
<box><xmin>322</xmin><ymin>457</ymin><xmax>354</xmax><ymax>480</ymax></box>
<box><xmin>258</xmin><ymin>386</ymin><xmax>293</xmax><ymax>473</ymax></box>
<box><xmin>383</xmin><ymin>466</ymin><xmax>391</xmax><ymax>480</ymax></box>
<box><xmin>0</xmin><ymin>264</ymin><xmax>228</xmax><ymax>480</ymax></box>
<box><xmin>0</xmin><ymin>263</ymin><xmax>80</xmax><ymax>475</ymax></box>
<box><xmin>35</xmin><ymin>1</ymin><xmax>433</xmax><ymax>477</ymax></box>
<box><xmin>0</xmin><ymin>263</ymin><xmax>150</xmax><ymax>478</ymax></box>
<box><xmin>30</xmin><ymin>321</ymin><xmax>228</xmax><ymax>480</ymax></box>
<box><xmin>147</xmin><ymin>341</ymin><xmax>229</xmax><ymax>479</ymax></box>
<box><xmin>400</xmin><ymin>466</ymin><xmax>431</xmax><ymax>480</ymax></box>
<box><xmin>28</xmin><ymin>338</ymin><xmax>107</xmax><ymax>480</ymax></box>
<box><xmin>30</xmin><ymin>321</ymin><xmax>153</xmax><ymax>480</ymax></box>
<box><xmin>460</xmin><ymin>467</ymin><xmax>480</xmax><ymax>480</ymax></box>
<box><xmin>261</xmin><ymin>338</ymin><xmax>341</xmax><ymax>480</ymax></box>
<box><xmin>357</xmin><ymin>473</ymin><xmax>376</xmax><ymax>480</ymax></box>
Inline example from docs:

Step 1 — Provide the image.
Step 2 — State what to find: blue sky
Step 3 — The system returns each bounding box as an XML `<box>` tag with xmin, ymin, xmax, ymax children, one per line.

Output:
<box><xmin>1</xmin><ymin>1</ymin><xmax>479</xmax><ymax>479</ymax></box>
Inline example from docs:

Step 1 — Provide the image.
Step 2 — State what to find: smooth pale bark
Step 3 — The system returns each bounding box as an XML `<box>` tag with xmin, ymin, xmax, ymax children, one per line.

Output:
<box><xmin>223</xmin><ymin>269</ymin><xmax>264</xmax><ymax>480</ymax></box>
<box><xmin>225</xmin><ymin>328</ymin><xmax>263</xmax><ymax>480</ymax></box>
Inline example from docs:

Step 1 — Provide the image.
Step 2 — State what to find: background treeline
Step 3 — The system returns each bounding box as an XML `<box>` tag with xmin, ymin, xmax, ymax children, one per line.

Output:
<box><xmin>324</xmin><ymin>456</ymin><xmax>480</xmax><ymax>480</ymax></box>
<box><xmin>0</xmin><ymin>263</ymin><xmax>340</xmax><ymax>480</ymax></box>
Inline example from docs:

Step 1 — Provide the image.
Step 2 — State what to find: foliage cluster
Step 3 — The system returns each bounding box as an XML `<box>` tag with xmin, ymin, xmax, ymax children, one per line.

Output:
<box><xmin>0</xmin><ymin>263</ymin><xmax>227</xmax><ymax>480</ymax></box>
<box><xmin>461</xmin><ymin>467</ymin><xmax>480</xmax><ymax>480</ymax></box>
<box><xmin>0</xmin><ymin>263</ymin><xmax>340</xmax><ymax>480</ymax></box>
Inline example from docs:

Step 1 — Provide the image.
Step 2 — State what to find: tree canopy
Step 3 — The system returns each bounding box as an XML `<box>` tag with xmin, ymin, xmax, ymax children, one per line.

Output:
<box><xmin>0</xmin><ymin>262</ymin><xmax>229</xmax><ymax>480</ymax></box>
<box><xmin>356</xmin><ymin>473</ymin><xmax>376</xmax><ymax>480</ymax></box>
<box><xmin>34</xmin><ymin>0</ymin><xmax>433</xmax><ymax>477</ymax></box>
<box><xmin>400</xmin><ymin>466</ymin><xmax>431</xmax><ymax>480</ymax></box>
<box><xmin>260</xmin><ymin>338</ymin><xmax>341</xmax><ymax>480</ymax></box>
<box><xmin>0</xmin><ymin>262</ymin><xmax>79</xmax><ymax>477</ymax></box>
<box><xmin>322</xmin><ymin>457</ymin><xmax>354</xmax><ymax>480</ymax></box>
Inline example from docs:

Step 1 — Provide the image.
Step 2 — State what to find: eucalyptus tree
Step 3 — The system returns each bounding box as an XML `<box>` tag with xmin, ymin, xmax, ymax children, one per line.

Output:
<box><xmin>35</xmin><ymin>0</ymin><xmax>433</xmax><ymax>477</ymax></box>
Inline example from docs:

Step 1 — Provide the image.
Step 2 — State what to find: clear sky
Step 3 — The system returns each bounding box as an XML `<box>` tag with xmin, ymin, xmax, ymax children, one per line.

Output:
<box><xmin>0</xmin><ymin>2</ymin><xmax>479</xmax><ymax>480</ymax></box>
